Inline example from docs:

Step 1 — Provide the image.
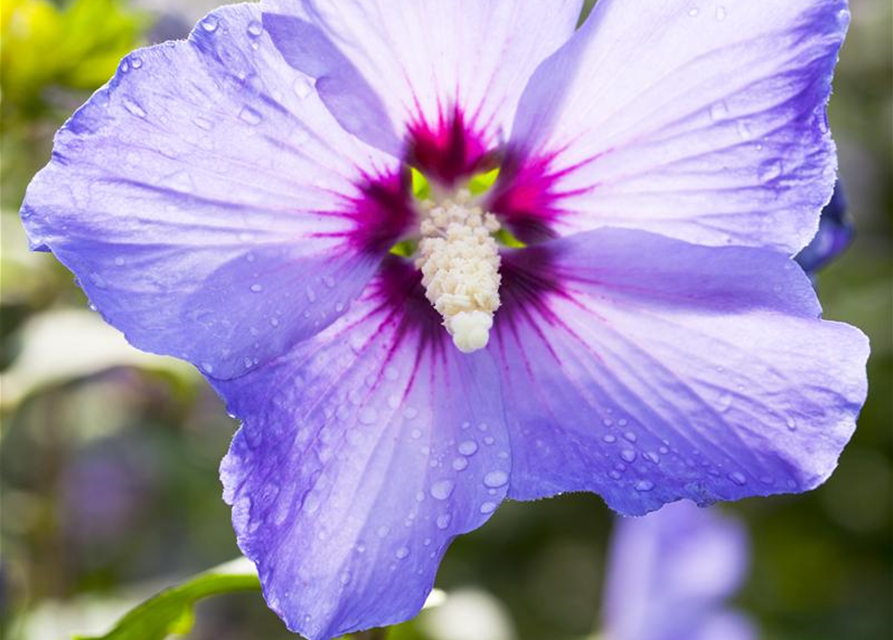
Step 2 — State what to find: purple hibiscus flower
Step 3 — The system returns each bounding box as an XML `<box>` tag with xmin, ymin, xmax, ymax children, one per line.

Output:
<box><xmin>603</xmin><ymin>501</ymin><xmax>755</xmax><ymax>640</ymax></box>
<box><xmin>20</xmin><ymin>0</ymin><xmax>869</xmax><ymax>638</ymax></box>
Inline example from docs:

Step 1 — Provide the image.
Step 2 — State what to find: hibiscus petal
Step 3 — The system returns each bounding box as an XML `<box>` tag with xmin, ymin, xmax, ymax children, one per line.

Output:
<box><xmin>795</xmin><ymin>181</ymin><xmax>854</xmax><ymax>274</ymax></box>
<box><xmin>262</xmin><ymin>0</ymin><xmax>584</xmax><ymax>157</ymax></box>
<box><xmin>604</xmin><ymin>502</ymin><xmax>753</xmax><ymax>640</ymax></box>
<box><xmin>493</xmin><ymin>228</ymin><xmax>868</xmax><ymax>515</ymax></box>
<box><xmin>217</xmin><ymin>259</ymin><xmax>511</xmax><ymax>640</ymax></box>
<box><xmin>494</xmin><ymin>0</ymin><xmax>849</xmax><ymax>252</ymax></box>
<box><xmin>20</xmin><ymin>4</ymin><xmax>411</xmax><ymax>380</ymax></box>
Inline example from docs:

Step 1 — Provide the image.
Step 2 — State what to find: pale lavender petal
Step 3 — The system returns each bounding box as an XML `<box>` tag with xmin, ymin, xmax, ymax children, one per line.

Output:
<box><xmin>603</xmin><ymin>501</ymin><xmax>754</xmax><ymax>640</ymax></box>
<box><xmin>492</xmin><ymin>0</ymin><xmax>849</xmax><ymax>252</ymax></box>
<box><xmin>20</xmin><ymin>4</ymin><xmax>412</xmax><ymax>380</ymax></box>
<box><xmin>796</xmin><ymin>182</ymin><xmax>854</xmax><ymax>274</ymax></box>
<box><xmin>218</xmin><ymin>260</ymin><xmax>511</xmax><ymax>640</ymax></box>
<box><xmin>262</xmin><ymin>0</ymin><xmax>583</xmax><ymax>161</ymax></box>
<box><xmin>493</xmin><ymin>228</ymin><xmax>868</xmax><ymax>515</ymax></box>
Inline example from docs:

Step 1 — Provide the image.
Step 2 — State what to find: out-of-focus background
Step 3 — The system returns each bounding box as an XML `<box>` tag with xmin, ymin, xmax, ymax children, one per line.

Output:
<box><xmin>1</xmin><ymin>1</ymin><xmax>891</xmax><ymax>639</ymax></box>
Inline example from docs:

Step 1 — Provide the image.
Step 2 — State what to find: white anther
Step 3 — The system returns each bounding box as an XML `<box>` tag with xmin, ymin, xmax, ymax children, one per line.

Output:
<box><xmin>415</xmin><ymin>190</ymin><xmax>501</xmax><ymax>354</ymax></box>
<box><xmin>449</xmin><ymin>311</ymin><xmax>494</xmax><ymax>353</ymax></box>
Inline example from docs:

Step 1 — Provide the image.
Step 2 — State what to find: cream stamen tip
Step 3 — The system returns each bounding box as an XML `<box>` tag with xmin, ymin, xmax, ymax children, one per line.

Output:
<box><xmin>449</xmin><ymin>311</ymin><xmax>494</xmax><ymax>353</ymax></box>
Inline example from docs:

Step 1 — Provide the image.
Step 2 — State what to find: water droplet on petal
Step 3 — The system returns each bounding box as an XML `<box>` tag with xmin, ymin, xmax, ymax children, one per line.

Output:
<box><xmin>201</xmin><ymin>16</ymin><xmax>219</xmax><ymax>32</ymax></box>
<box><xmin>247</xmin><ymin>20</ymin><xmax>263</xmax><ymax>37</ymax></box>
<box><xmin>436</xmin><ymin>513</ymin><xmax>452</xmax><ymax>529</ymax></box>
<box><xmin>430</xmin><ymin>479</ymin><xmax>455</xmax><ymax>500</ymax></box>
<box><xmin>193</xmin><ymin>115</ymin><xmax>214</xmax><ymax>131</ymax></box>
<box><xmin>483</xmin><ymin>471</ymin><xmax>508</xmax><ymax>488</ymax></box>
<box><xmin>239</xmin><ymin>106</ymin><xmax>263</xmax><ymax>125</ymax></box>
<box><xmin>623</xmin><ymin>431</ymin><xmax>637</xmax><ymax>443</ymax></box>
<box><xmin>250</xmin><ymin>283</ymin><xmax>263</xmax><ymax>293</ymax></box>
<box><xmin>620</xmin><ymin>449</ymin><xmax>637</xmax><ymax>463</ymax></box>
<box><xmin>122</xmin><ymin>97</ymin><xmax>147</xmax><ymax>118</ymax></box>
<box><xmin>294</xmin><ymin>75</ymin><xmax>315</xmax><ymax>99</ymax></box>
<box><xmin>602</xmin><ymin>434</ymin><xmax>617</xmax><ymax>444</ymax></box>
<box><xmin>634</xmin><ymin>480</ymin><xmax>655</xmax><ymax>492</ymax></box>
<box><xmin>688</xmin><ymin>7</ymin><xmax>700</xmax><ymax>17</ymax></box>
<box><xmin>715</xmin><ymin>6</ymin><xmax>727</xmax><ymax>20</ymax></box>
<box><xmin>395</xmin><ymin>546</ymin><xmax>409</xmax><ymax>559</ymax></box>
<box><xmin>786</xmin><ymin>416</ymin><xmax>797</xmax><ymax>431</ymax></box>
<box><xmin>759</xmin><ymin>159</ymin><xmax>783</xmax><ymax>183</ymax></box>
<box><xmin>710</xmin><ymin>101</ymin><xmax>729</xmax><ymax>121</ymax></box>
<box><xmin>452</xmin><ymin>457</ymin><xmax>469</xmax><ymax>471</ymax></box>
<box><xmin>377</xmin><ymin>525</ymin><xmax>390</xmax><ymax>538</ymax></box>
<box><xmin>717</xmin><ymin>393</ymin><xmax>733</xmax><ymax>412</ymax></box>
<box><xmin>358</xmin><ymin>407</ymin><xmax>378</xmax><ymax>425</ymax></box>
<box><xmin>729</xmin><ymin>471</ymin><xmax>748</xmax><ymax>486</ymax></box>
<box><xmin>458</xmin><ymin>440</ymin><xmax>478</xmax><ymax>456</ymax></box>
<box><xmin>480</xmin><ymin>501</ymin><xmax>497</xmax><ymax>515</ymax></box>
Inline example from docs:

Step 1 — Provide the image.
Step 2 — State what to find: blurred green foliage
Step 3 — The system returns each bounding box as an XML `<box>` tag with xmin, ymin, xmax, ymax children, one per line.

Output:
<box><xmin>1</xmin><ymin>0</ymin><xmax>147</xmax><ymax>122</ymax></box>
<box><xmin>0</xmin><ymin>1</ymin><xmax>891</xmax><ymax>640</ymax></box>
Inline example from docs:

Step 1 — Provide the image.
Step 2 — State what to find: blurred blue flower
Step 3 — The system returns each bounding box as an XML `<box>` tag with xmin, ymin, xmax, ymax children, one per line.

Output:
<box><xmin>603</xmin><ymin>501</ymin><xmax>756</xmax><ymax>640</ymax></box>
<box><xmin>19</xmin><ymin>1</ymin><xmax>868</xmax><ymax>638</ymax></box>
<box><xmin>796</xmin><ymin>184</ymin><xmax>855</xmax><ymax>274</ymax></box>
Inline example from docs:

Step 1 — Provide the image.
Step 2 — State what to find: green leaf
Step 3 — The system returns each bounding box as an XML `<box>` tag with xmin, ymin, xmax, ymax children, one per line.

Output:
<box><xmin>74</xmin><ymin>558</ymin><xmax>261</xmax><ymax>640</ymax></box>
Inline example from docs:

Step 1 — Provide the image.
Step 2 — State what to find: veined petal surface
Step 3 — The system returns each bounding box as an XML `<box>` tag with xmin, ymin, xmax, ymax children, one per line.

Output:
<box><xmin>493</xmin><ymin>228</ymin><xmax>868</xmax><ymax>515</ymax></box>
<box><xmin>218</xmin><ymin>260</ymin><xmax>511</xmax><ymax>640</ymax></box>
<box><xmin>20</xmin><ymin>4</ymin><xmax>409</xmax><ymax>380</ymax></box>
<box><xmin>262</xmin><ymin>0</ymin><xmax>584</xmax><ymax>158</ymax></box>
<box><xmin>494</xmin><ymin>0</ymin><xmax>849</xmax><ymax>252</ymax></box>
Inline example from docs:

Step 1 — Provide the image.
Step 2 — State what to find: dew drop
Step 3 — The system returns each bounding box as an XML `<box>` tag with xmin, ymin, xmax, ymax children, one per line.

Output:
<box><xmin>717</xmin><ymin>393</ymin><xmax>733</xmax><ymax>412</ymax></box>
<box><xmin>436</xmin><ymin>513</ymin><xmax>452</xmax><ymax>529</ymax></box>
<box><xmin>239</xmin><ymin>106</ymin><xmax>263</xmax><ymax>125</ymax></box>
<box><xmin>644</xmin><ymin>451</ymin><xmax>660</xmax><ymax>464</ymax></box>
<box><xmin>250</xmin><ymin>283</ymin><xmax>263</xmax><ymax>293</ymax></box>
<box><xmin>340</xmin><ymin>571</ymin><xmax>352</xmax><ymax>585</ymax></box>
<box><xmin>193</xmin><ymin>115</ymin><xmax>214</xmax><ymax>131</ymax></box>
<box><xmin>114</xmin><ymin>256</ymin><xmax>125</xmax><ymax>266</ymax></box>
<box><xmin>411</xmin><ymin>428</ymin><xmax>422</xmax><ymax>439</ymax></box>
<box><xmin>479</xmin><ymin>501</ymin><xmax>497</xmax><ymax>515</ymax></box>
<box><xmin>306</xmin><ymin>286</ymin><xmax>317</xmax><ymax>302</ymax></box>
<box><xmin>130</xmin><ymin>56</ymin><xmax>143</xmax><ymax>69</ymax></box>
<box><xmin>759</xmin><ymin>159</ymin><xmax>783</xmax><ymax>183</ymax></box>
<box><xmin>714</xmin><ymin>5</ymin><xmax>727</xmax><ymax>20</ymax></box>
<box><xmin>376</xmin><ymin>525</ymin><xmax>390</xmax><ymax>538</ymax></box>
<box><xmin>201</xmin><ymin>362</ymin><xmax>214</xmax><ymax>374</ymax></box>
<box><xmin>609</xmin><ymin>470</ymin><xmax>622</xmax><ymax>480</ymax></box>
<box><xmin>736</xmin><ymin>120</ymin><xmax>753</xmax><ymax>140</ymax></box>
<box><xmin>247</xmin><ymin>20</ymin><xmax>263</xmax><ymax>37</ymax></box>
<box><xmin>710</xmin><ymin>101</ymin><xmax>729</xmax><ymax>121</ymax></box>
<box><xmin>786</xmin><ymin>416</ymin><xmax>797</xmax><ymax>431</ymax></box>
<box><xmin>395</xmin><ymin>546</ymin><xmax>409</xmax><ymax>559</ymax></box>
<box><xmin>452</xmin><ymin>457</ymin><xmax>469</xmax><ymax>471</ymax></box>
<box><xmin>294</xmin><ymin>75</ymin><xmax>315</xmax><ymax>99</ymax></box>
<box><xmin>602</xmin><ymin>434</ymin><xmax>617</xmax><ymax>444</ymax></box>
<box><xmin>620</xmin><ymin>449</ymin><xmax>637</xmax><ymax>463</ymax></box>
<box><xmin>483</xmin><ymin>471</ymin><xmax>508</xmax><ymax>488</ymax></box>
<box><xmin>623</xmin><ymin>431</ymin><xmax>637</xmax><ymax>443</ymax></box>
<box><xmin>729</xmin><ymin>471</ymin><xmax>748</xmax><ymax>486</ymax></box>
<box><xmin>430</xmin><ymin>479</ymin><xmax>455</xmax><ymax>501</ymax></box>
<box><xmin>201</xmin><ymin>16</ymin><xmax>219</xmax><ymax>32</ymax></box>
<box><xmin>634</xmin><ymin>480</ymin><xmax>655</xmax><ymax>492</ymax></box>
<box><xmin>688</xmin><ymin>7</ymin><xmax>700</xmax><ymax>17</ymax></box>
<box><xmin>358</xmin><ymin>407</ymin><xmax>378</xmax><ymax>425</ymax></box>
<box><xmin>122</xmin><ymin>97</ymin><xmax>147</xmax><ymax>118</ymax></box>
<box><xmin>458</xmin><ymin>440</ymin><xmax>478</xmax><ymax>456</ymax></box>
